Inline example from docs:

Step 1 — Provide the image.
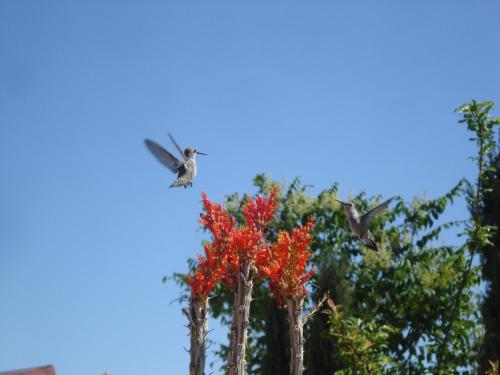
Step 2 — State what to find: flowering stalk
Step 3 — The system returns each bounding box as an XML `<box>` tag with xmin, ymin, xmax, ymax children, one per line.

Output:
<box><xmin>184</xmin><ymin>265</ymin><xmax>213</xmax><ymax>375</ymax></box>
<box><xmin>226</xmin><ymin>188</ymin><xmax>278</xmax><ymax>375</ymax></box>
<box><xmin>185</xmin><ymin>263</ymin><xmax>218</xmax><ymax>375</ymax></box>
<box><xmin>188</xmin><ymin>189</ymin><xmax>288</xmax><ymax>375</ymax></box>
<box><xmin>183</xmin><ymin>194</ymin><xmax>235</xmax><ymax>375</ymax></box>
<box><xmin>258</xmin><ymin>221</ymin><xmax>315</xmax><ymax>375</ymax></box>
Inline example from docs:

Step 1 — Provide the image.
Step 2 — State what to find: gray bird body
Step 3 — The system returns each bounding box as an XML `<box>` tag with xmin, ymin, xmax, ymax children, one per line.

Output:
<box><xmin>337</xmin><ymin>197</ymin><xmax>394</xmax><ymax>251</ymax></box>
<box><xmin>169</xmin><ymin>156</ymin><xmax>197</xmax><ymax>188</ymax></box>
<box><xmin>144</xmin><ymin>133</ymin><xmax>206</xmax><ymax>188</ymax></box>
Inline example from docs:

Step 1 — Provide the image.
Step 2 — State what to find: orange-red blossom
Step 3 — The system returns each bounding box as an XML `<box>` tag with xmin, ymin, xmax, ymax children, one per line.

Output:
<box><xmin>257</xmin><ymin>221</ymin><xmax>315</xmax><ymax>303</ymax></box>
<box><xmin>187</xmin><ymin>192</ymin><xmax>235</xmax><ymax>299</ymax></box>
<box><xmin>188</xmin><ymin>187</ymin><xmax>315</xmax><ymax>302</ymax></box>
<box><xmin>243</xmin><ymin>187</ymin><xmax>278</xmax><ymax>231</ymax></box>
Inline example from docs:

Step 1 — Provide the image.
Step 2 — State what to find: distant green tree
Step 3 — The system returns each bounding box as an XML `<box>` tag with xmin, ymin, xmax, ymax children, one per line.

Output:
<box><xmin>459</xmin><ymin>101</ymin><xmax>500</xmax><ymax>372</ymax></box>
<box><xmin>433</xmin><ymin>100</ymin><xmax>498</xmax><ymax>374</ymax></box>
<box><xmin>315</xmin><ymin>180</ymin><xmax>481</xmax><ymax>374</ymax></box>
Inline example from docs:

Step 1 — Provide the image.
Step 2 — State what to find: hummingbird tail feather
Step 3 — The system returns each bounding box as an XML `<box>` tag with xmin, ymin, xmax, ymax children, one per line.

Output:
<box><xmin>170</xmin><ymin>179</ymin><xmax>188</xmax><ymax>188</ymax></box>
<box><xmin>365</xmin><ymin>238</ymin><xmax>379</xmax><ymax>251</ymax></box>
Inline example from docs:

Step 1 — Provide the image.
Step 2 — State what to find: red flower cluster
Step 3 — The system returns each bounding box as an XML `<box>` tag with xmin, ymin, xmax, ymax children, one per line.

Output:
<box><xmin>199</xmin><ymin>192</ymin><xmax>235</xmax><ymax>241</ymax></box>
<box><xmin>187</xmin><ymin>193</ymin><xmax>235</xmax><ymax>298</ymax></box>
<box><xmin>225</xmin><ymin>226</ymin><xmax>264</xmax><ymax>274</ymax></box>
<box><xmin>257</xmin><ymin>221</ymin><xmax>316</xmax><ymax>303</ymax></box>
<box><xmin>187</xmin><ymin>246</ymin><xmax>225</xmax><ymax>299</ymax></box>
<box><xmin>188</xmin><ymin>188</ymin><xmax>314</xmax><ymax>302</ymax></box>
<box><xmin>188</xmin><ymin>190</ymin><xmax>276</xmax><ymax>298</ymax></box>
<box><xmin>243</xmin><ymin>187</ymin><xmax>278</xmax><ymax>231</ymax></box>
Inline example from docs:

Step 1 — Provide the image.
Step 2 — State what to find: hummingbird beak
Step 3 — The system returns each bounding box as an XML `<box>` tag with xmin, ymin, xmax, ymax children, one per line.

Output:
<box><xmin>197</xmin><ymin>151</ymin><xmax>207</xmax><ymax>156</ymax></box>
<box><xmin>335</xmin><ymin>199</ymin><xmax>345</xmax><ymax>205</ymax></box>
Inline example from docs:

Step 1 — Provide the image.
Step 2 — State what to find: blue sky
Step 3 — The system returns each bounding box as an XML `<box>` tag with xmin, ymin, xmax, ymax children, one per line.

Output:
<box><xmin>0</xmin><ymin>1</ymin><xmax>499</xmax><ymax>374</ymax></box>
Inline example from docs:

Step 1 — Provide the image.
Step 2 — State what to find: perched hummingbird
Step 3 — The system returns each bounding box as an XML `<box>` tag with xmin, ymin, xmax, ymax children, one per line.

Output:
<box><xmin>144</xmin><ymin>132</ymin><xmax>206</xmax><ymax>188</ymax></box>
<box><xmin>336</xmin><ymin>197</ymin><xmax>394</xmax><ymax>251</ymax></box>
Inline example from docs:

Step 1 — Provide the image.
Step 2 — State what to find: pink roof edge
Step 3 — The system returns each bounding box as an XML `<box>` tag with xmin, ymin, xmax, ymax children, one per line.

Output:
<box><xmin>0</xmin><ymin>365</ymin><xmax>55</xmax><ymax>375</ymax></box>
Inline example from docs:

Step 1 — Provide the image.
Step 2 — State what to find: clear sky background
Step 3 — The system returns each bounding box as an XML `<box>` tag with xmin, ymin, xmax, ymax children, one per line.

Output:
<box><xmin>1</xmin><ymin>1</ymin><xmax>499</xmax><ymax>374</ymax></box>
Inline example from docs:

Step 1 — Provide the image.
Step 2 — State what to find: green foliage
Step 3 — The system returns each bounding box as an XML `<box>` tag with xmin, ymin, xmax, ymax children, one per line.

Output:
<box><xmin>326</xmin><ymin>306</ymin><xmax>395</xmax><ymax>374</ymax></box>
<box><xmin>434</xmin><ymin>100</ymin><xmax>499</xmax><ymax>373</ymax></box>
<box><xmin>468</xmin><ymin>102</ymin><xmax>500</xmax><ymax>372</ymax></box>
<box><xmin>457</xmin><ymin>100</ymin><xmax>499</xmax><ymax>172</ymax></box>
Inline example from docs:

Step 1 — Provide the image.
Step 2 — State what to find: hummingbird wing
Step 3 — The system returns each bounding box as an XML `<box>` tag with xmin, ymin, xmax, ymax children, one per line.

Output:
<box><xmin>361</xmin><ymin>197</ymin><xmax>394</xmax><ymax>227</ymax></box>
<box><xmin>144</xmin><ymin>139</ymin><xmax>182</xmax><ymax>173</ymax></box>
<box><xmin>168</xmin><ymin>132</ymin><xmax>187</xmax><ymax>161</ymax></box>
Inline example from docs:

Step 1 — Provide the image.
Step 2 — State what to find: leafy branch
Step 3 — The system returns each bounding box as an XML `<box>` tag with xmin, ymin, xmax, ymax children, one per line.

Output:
<box><xmin>435</xmin><ymin>100</ymin><xmax>499</xmax><ymax>374</ymax></box>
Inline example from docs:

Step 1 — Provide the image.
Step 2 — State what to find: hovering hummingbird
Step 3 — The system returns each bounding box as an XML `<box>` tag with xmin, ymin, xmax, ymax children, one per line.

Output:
<box><xmin>144</xmin><ymin>132</ymin><xmax>206</xmax><ymax>188</ymax></box>
<box><xmin>336</xmin><ymin>197</ymin><xmax>394</xmax><ymax>251</ymax></box>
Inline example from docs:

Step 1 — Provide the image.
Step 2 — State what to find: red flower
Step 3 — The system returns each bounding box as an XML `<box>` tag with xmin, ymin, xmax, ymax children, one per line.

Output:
<box><xmin>230</xmin><ymin>226</ymin><xmax>263</xmax><ymax>260</ymax></box>
<box><xmin>189</xmin><ymin>189</ymin><xmax>311</xmax><ymax>299</ymax></box>
<box><xmin>187</xmin><ymin>243</ymin><xmax>227</xmax><ymax>299</ymax></box>
<box><xmin>200</xmin><ymin>192</ymin><xmax>236</xmax><ymax>242</ymax></box>
<box><xmin>258</xmin><ymin>221</ymin><xmax>315</xmax><ymax>303</ymax></box>
<box><xmin>188</xmin><ymin>193</ymin><xmax>235</xmax><ymax>298</ymax></box>
<box><xmin>243</xmin><ymin>186</ymin><xmax>279</xmax><ymax>231</ymax></box>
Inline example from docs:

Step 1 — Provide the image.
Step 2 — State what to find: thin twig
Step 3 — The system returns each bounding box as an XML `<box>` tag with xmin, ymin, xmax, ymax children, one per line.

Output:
<box><xmin>303</xmin><ymin>293</ymin><xmax>329</xmax><ymax>324</ymax></box>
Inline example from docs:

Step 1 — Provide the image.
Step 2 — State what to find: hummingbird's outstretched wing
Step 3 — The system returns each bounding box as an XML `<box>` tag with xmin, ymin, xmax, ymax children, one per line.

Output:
<box><xmin>144</xmin><ymin>139</ymin><xmax>182</xmax><ymax>173</ymax></box>
<box><xmin>361</xmin><ymin>197</ymin><xmax>394</xmax><ymax>227</ymax></box>
<box><xmin>168</xmin><ymin>132</ymin><xmax>187</xmax><ymax>161</ymax></box>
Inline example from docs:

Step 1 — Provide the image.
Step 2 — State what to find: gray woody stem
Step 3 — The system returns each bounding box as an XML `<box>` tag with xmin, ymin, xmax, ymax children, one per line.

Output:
<box><xmin>183</xmin><ymin>297</ymin><xmax>208</xmax><ymax>375</ymax></box>
<box><xmin>287</xmin><ymin>298</ymin><xmax>305</xmax><ymax>375</ymax></box>
<box><xmin>287</xmin><ymin>294</ymin><xmax>328</xmax><ymax>375</ymax></box>
<box><xmin>227</xmin><ymin>260</ymin><xmax>255</xmax><ymax>375</ymax></box>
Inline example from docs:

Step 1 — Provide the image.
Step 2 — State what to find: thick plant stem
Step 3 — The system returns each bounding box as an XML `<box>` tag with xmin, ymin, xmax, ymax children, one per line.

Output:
<box><xmin>227</xmin><ymin>260</ymin><xmax>255</xmax><ymax>375</ymax></box>
<box><xmin>287</xmin><ymin>298</ymin><xmax>305</xmax><ymax>375</ymax></box>
<box><xmin>183</xmin><ymin>297</ymin><xmax>208</xmax><ymax>375</ymax></box>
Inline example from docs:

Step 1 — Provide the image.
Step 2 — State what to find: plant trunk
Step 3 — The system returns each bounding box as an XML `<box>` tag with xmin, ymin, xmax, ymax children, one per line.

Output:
<box><xmin>227</xmin><ymin>260</ymin><xmax>255</xmax><ymax>375</ymax></box>
<box><xmin>184</xmin><ymin>297</ymin><xmax>208</xmax><ymax>375</ymax></box>
<box><xmin>287</xmin><ymin>297</ymin><xmax>304</xmax><ymax>375</ymax></box>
